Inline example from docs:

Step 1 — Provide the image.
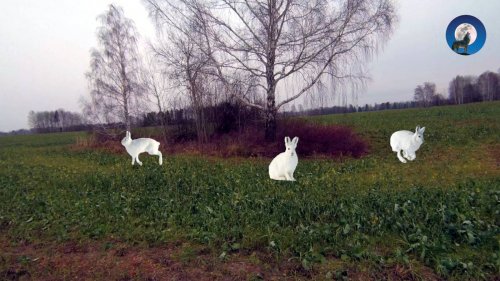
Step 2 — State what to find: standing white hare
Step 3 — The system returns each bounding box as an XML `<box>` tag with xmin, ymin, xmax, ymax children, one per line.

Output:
<box><xmin>269</xmin><ymin>136</ymin><xmax>299</xmax><ymax>181</ymax></box>
<box><xmin>121</xmin><ymin>131</ymin><xmax>162</xmax><ymax>166</ymax></box>
<box><xmin>390</xmin><ymin>126</ymin><xmax>425</xmax><ymax>163</ymax></box>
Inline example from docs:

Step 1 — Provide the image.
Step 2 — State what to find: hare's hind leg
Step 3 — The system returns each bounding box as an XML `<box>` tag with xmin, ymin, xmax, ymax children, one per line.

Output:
<box><xmin>269</xmin><ymin>173</ymin><xmax>286</xmax><ymax>180</ymax></box>
<box><xmin>151</xmin><ymin>150</ymin><xmax>162</xmax><ymax>165</ymax></box>
<box><xmin>157</xmin><ymin>151</ymin><xmax>162</xmax><ymax>165</ymax></box>
<box><xmin>402</xmin><ymin>150</ymin><xmax>410</xmax><ymax>160</ymax></box>
<box><xmin>396</xmin><ymin>150</ymin><xmax>407</xmax><ymax>163</ymax></box>
<box><xmin>147</xmin><ymin>146</ymin><xmax>163</xmax><ymax>165</ymax></box>
<box><xmin>284</xmin><ymin>173</ymin><xmax>294</xmax><ymax>181</ymax></box>
<box><xmin>135</xmin><ymin>155</ymin><xmax>143</xmax><ymax>166</ymax></box>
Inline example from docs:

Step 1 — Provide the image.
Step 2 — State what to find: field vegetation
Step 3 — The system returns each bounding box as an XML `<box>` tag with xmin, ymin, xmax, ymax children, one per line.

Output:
<box><xmin>0</xmin><ymin>102</ymin><xmax>499</xmax><ymax>280</ymax></box>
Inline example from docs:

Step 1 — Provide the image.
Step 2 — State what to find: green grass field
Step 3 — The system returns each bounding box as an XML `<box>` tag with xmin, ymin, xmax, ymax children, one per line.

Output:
<box><xmin>1</xmin><ymin>102</ymin><xmax>499</xmax><ymax>280</ymax></box>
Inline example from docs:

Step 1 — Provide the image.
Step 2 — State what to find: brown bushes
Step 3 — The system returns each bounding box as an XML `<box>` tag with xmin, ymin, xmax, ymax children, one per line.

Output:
<box><xmin>82</xmin><ymin>120</ymin><xmax>369</xmax><ymax>159</ymax></box>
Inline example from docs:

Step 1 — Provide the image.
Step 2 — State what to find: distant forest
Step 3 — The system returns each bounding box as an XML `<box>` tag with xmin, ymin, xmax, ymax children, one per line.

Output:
<box><xmin>1</xmin><ymin>109</ymin><xmax>89</xmax><ymax>135</ymax></box>
<box><xmin>285</xmin><ymin>69</ymin><xmax>500</xmax><ymax>116</ymax></box>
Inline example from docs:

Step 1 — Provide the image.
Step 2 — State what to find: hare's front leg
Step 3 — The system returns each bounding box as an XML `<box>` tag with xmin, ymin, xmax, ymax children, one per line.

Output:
<box><xmin>407</xmin><ymin>151</ymin><xmax>416</xmax><ymax>161</ymax></box>
<box><xmin>396</xmin><ymin>150</ymin><xmax>407</xmax><ymax>163</ymax></box>
<box><xmin>403</xmin><ymin>149</ymin><xmax>416</xmax><ymax>161</ymax></box>
<box><xmin>131</xmin><ymin>156</ymin><xmax>135</xmax><ymax>165</ymax></box>
<box><xmin>402</xmin><ymin>150</ymin><xmax>414</xmax><ymax>161</ymax></box>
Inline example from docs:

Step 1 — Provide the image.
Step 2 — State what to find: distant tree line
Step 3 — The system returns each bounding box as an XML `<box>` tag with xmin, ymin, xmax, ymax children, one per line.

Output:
<box><xmin>413</xmin><ymin>82</ymin><xmax>447</xmax><ymax>107</ymax></box>
<box><xmin>0</xmin><ymin>129</ymin><xmax>31</xmax><ymax>136</ymax></box>
<box><xmin>412</xmin><ymin>70</ymin><xmax>500</xmax><ymax>107</ymax></box>
<box><xmin>283</xmin><ymin>101</ymin><xmax>428</xmax><ymax>116</ymax></box>
<box><xmin>284</xmin><ymin>69</ymin><xmax>500</xmax><ymax>117</ymax></box>
<box><xmin>28</xmin><ymin>109</ymin><xmax>86</xmax><ymax>133</ymax></box>
<box><xmin>448</xmin><ymin>71</ymin><xmax>500</xmax><ymax>104</ymax></box>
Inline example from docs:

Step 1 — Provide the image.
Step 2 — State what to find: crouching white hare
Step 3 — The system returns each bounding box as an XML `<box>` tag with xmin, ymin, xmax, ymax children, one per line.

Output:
<box><xmin>390</xmin><ymin>126</ymin><xmax>426</xmax><ymax>163</ymax></box>
<box><xmin>121</xmin><ymin>131</ymin><xmax>162</xmax><ymax>166</ymax></box>
<box><xmin>269</xmin><ymin>136</ymin><xmax>299</xmax><ymax>181</ymax></box>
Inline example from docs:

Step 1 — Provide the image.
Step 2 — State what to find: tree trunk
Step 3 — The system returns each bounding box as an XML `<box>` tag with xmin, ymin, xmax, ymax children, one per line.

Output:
<box><xmin>155</xmin><ymin>99</ymin><xmax>169</xmax><ymax>147</ymax></box>
<box><xmin>264</xmin><ymin>49</ymin><xmax>278</xmax><ymax>141</ymax></box>
<box><xmin>123</xmin><ymin>94</ymin><xmax>130</xmax><ymax>131</ymax></box>
<box><xmin>265</xmin><ymin>101</ymin><xmax>277</xmax><ymax>141</ymax></box>
<box><xmin>264</xmin><ymin>0</ymin><xmax>278</xmax><ymax>141</ymax></box>
<box><xmin>264</xmin><ymin>79</ymin><xmax>277</xmax><ymax>141</ymax></box>
<box><xmin>199</xmin><ymin>106</ymin><xmax>208</xmax><ymax>143</ymax></box>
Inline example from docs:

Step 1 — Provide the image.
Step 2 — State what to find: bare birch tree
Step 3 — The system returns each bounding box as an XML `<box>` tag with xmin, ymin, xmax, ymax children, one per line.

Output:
<box><xmin>142</xmin><ymin>55</ymin><xmax>170</xmax><ymax>113</ymax></box>
<box><xmin>84</xmin><ymin>4</ymin><xmax>144</xmax><ymax>131</ymax></box>
<box><xmin>145</xmin><ymin>0</ymin><xmax>396</xmax><ymax>140</ymax></box>
<box><xmin>150</xmin><ymin>25</ymin><xmax>214</xmax><ymax>143</ymax></box>
<box><xmin>477</xmin><ymin>71</ymin><xmax>499</xmax><ymax>102</ymax></box>
<box><xmin>449</xmin><ymin>76</ymin><xmax>463</xmax><ymax>105</ymax></box>
<box><xmin>145</xmin><ymin>1</ymin><xmax>245</xmax><ymax>143</ymax></box>
<box><xmin>414</xmin><ymin>82</ymin><xmax>437</xmax><ymax>107</ymax></box>
<box><xmin>449</xmin><ymin>75</ymin><xmax>474</xmax><ymax>105</ymax></box>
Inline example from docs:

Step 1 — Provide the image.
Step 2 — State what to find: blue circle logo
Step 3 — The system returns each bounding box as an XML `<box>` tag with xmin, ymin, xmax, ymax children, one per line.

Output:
<box><xmin>446</xmin><ymin>15</ymin><xmax>486</xmax><ymax>56</ymax></box>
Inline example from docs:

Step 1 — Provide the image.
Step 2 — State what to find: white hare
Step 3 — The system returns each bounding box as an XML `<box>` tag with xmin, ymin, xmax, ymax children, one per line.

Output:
<box><xmin>390</xmin><ymin>126</ymin><xmax>425</xmax><ymax>163</ymax></box>
<box><xmin>121</xmin><ymin>131</ymin><xmax>162</xmax><ymax>166</ymax></box>
<box><xmin>269</xmin><ymin>136</ymin><xmax>299</xmax><ymax>181</ymax></box>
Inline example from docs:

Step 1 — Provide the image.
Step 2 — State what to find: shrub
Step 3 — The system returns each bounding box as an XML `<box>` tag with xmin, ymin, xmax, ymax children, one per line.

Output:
<box><xmin>84</xmin><ymin>120</ymin><xmax>369</xmax><ymax>159</ymax></box>
<box><xmin>214</xmin><ymin>101</ymin><xmax>261</xmax><ymax>134</ymax></box>
<box><xmin>276</xmin><ymin>120</ymin><xmax>369</xmax><ymax>158</ymax></box>
<box><xmin>205</xmin><ymin>120</ymin><xmax>369</xmax><ymax>158</ymax></box>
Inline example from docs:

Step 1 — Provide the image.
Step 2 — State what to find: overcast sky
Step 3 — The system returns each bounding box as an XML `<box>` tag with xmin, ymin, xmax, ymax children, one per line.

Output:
<box><xmin>0</xmin><ymin>0</ymin><xmax>499</xmax><ymax>131</ymax></box>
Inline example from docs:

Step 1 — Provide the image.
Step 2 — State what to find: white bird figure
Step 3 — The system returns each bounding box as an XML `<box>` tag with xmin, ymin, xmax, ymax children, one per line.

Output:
<box><xmin>390</xmin><ymin>126</ymin><xmax>426</xmax><ymax>163</ymax></box>
<box><xmin>121</xmin><ymin>131</ymin><xmax>162</xmax><ymax>166</ymax></box>
<box><xmin>269</xmin><ymin>136</ymin><xmax>299</xmax><ymax>181</ymax></box>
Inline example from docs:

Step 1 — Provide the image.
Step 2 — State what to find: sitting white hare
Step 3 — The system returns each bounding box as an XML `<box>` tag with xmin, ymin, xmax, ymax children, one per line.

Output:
<box><xmin>121</xmin><ymin>131</ymin><xmax>162</xmax><ymax>166</ymax></box>
<box><xmin>269</xmin><ymin>136</ymin><xmax>299</xmax><ymax>181</ymax></box>
<box><xmin>390</xmin><ymin>126</ymin><xmax>425</xmax><ymax>163</ymax></box>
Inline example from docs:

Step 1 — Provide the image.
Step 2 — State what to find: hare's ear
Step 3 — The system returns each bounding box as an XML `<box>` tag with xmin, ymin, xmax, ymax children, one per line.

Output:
<box><xmin>127</xmin><ymin>131</ymin><xmax>131</xmax><ymax>138</ymax></box>
<box><xmin>419</xmin><ymin>127</ymin><xmax>426</xmax><ymax>133</ymax></box>
<box><xmin>285</xmin><ymin>136</ymin><xmax>290</xmax><ymax>144</ymax></box>
<box><xmin>415</xmin><ymin>126</ymin><xmax>420</xmax><ymax>133</ymax></box>
<box><xmin>292</xmin><ymin>137</ymin><xmax>299</xmax><ymax>145</ymax></box>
